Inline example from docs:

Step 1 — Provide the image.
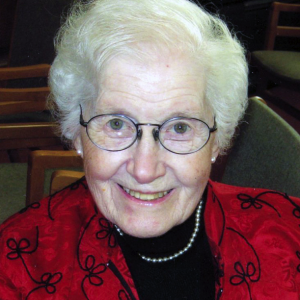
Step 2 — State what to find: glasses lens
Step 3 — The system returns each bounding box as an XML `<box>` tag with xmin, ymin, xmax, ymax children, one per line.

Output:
<box><xmin>159</xmin><ymin>118</ymin><xmax>210</xmax><ymax>154</ymax></box>
<box><xmin>87</xmin><ymin>115</ymin><xmax>136</xmax><ymax>150</ymax></box>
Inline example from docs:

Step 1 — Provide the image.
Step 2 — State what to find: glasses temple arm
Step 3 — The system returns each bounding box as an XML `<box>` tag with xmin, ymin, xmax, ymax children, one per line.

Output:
<box><xmin>79</xmin><ymin>105</ymin><xmax>88</xmax><ymax>127</ymax></box>
<box><xmin>210</xmin><ymin>117</ymin><xmax>217</xmax><ymax>132</ymax></box>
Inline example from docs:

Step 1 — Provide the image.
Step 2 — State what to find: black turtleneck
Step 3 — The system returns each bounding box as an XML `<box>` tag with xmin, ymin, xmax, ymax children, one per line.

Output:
<box><xmin>115</xmin><ymin>200</ymin><xmax>215</xmax><ymax>300</ymax></box>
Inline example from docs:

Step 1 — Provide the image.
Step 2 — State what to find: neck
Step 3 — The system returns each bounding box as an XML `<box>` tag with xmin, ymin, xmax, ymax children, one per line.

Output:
<box><xmin>114</xmin><ymin>202</ymin><xmax>202</xmax><ymax>261</ymax></box>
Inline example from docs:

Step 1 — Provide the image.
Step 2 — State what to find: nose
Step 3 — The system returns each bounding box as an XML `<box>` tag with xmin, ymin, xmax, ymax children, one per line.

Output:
<box><xmin>126</xmin><ymin>127</ymin><xmax>166</xmax><ymax>184</ymax></box>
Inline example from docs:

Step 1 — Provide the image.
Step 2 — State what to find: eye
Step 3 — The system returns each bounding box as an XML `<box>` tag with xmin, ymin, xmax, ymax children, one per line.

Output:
<box><xmin>109</xmin><ymin>118</ymin><xmax>124</xmax><ymax>130</ymax></box>
<box><xmin>174</xmin><ymin>123</ymin><xmax>189</xmax><ymax>134</ymax></box>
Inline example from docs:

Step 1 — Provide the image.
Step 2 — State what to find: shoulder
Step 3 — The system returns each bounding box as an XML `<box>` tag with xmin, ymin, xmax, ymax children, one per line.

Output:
<box><xmin>0</xmin><ymin>179</ymin><xmax>97</xmax><ymax>266</ymax></box>
<box><xmin>0</xmin><ymin>178</ymin><xmax>121</xmax><ymax>299</ymax></box>
<box><xmin>0</xmin><ymin>179</ymin><xmax>99</xmax><ymax>262</ymax></box>
<box><xmin>205</xmin><ymin>179</ymin><xmax>300</xmax><ymax>244</ymax></box>
<box><xmin>205</xmin><ymin>180</ymin><xmax>300</xmax><ymax>299</ymax></box>
<box><xmin>206</xmin><ymin>179</ymin><xmax>300</xmax><ymax>223</ymax></box>
<box><xmin>1</xmin><ymin>178</ymin><xmax>93</xmax><ymax>231</ymax></box>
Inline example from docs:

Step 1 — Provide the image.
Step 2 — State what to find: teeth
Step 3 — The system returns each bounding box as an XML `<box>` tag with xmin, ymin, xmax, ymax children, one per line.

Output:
<box><xmin>122</xmin><ymin>187</ymin><xmax>169</xmax><ymax>201</ymax></box>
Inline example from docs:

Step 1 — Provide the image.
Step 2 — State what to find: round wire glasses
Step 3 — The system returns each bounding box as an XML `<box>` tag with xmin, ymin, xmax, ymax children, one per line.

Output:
<box><xmin>79</xmin><ymin>106</ymin><xmax>217</xmax><ymax>155</ymax></box>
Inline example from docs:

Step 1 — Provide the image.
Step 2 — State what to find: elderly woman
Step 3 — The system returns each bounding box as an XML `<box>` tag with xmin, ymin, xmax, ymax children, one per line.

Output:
<box><xmin>1</xmin><ymin>0</ymin><xmax>300</xmax><ymax>299</ymax></box>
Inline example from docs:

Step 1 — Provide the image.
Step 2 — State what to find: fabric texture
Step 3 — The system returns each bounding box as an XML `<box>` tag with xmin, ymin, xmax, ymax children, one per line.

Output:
<box><xmin>115</xmin><ymin>200</ymin><xmax>215</xmax><ymax>299</ymax></box>
<box><xmin>221</xmin><ymin>97</ymin><xmax>300</xmax><ymax>198</ymax></box>
<box><xmin>251</xmin><ymin>51</ymin><xmax>300</xmax><ymax>83</ymax></box>
<box><xmin>0</xmin><ymin>178</ymin><xmax>300</xmax><ymax>299</ymax></box>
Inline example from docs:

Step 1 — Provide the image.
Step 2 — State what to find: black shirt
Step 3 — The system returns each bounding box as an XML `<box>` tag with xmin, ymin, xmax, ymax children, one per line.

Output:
<box><xmin>115</xmin><ymin>202</ymin><xmax>215</xmax><ymax>300</ymax></box>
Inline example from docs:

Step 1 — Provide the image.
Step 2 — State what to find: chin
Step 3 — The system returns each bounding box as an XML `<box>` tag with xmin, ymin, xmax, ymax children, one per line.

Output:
<box><xmin>117</xmin><ymin>219</ymin><xmax>175</xmax><ymax>238</ymax></box>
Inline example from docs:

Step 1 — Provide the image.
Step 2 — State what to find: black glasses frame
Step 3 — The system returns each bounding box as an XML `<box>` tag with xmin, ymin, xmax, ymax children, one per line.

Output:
<box><xmin>79</xmin><ymin>105</ymin><xmax>217</xmax><ymax>154</ymax></box>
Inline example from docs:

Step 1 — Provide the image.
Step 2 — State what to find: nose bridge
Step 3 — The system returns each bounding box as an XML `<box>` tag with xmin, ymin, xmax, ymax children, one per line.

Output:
<box><xmin>137</xmin><ymin>123</ymin><xmax>160</xmax><ymax>142</ymax></box>
<box><xmin>128</xmin><ymin>125</ymin><xmax>166</xmax><ymax>183</ymax></box>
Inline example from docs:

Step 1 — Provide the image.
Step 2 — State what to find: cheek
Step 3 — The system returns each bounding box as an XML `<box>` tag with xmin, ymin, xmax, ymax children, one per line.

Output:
<box><xmin>82</xmin><ymin>138</ymin><xmax>129</xmax><ymax>183</ymax></box>
<box><xmin>175</xmin><ymin>153</ymin><xmax>212</xmax><ymax>187</ymax></box>
<box><xmin>82</xmin><ymin>141</ymin><xmax>116</xmax><ymax>182</ymax></box>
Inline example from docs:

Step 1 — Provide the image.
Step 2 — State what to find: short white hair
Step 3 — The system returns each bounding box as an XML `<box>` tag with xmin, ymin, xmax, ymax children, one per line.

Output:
<box><xmin>49</xmin><ymin>0</ymin><xmax>248</xmax><ymax>153</ymax></box>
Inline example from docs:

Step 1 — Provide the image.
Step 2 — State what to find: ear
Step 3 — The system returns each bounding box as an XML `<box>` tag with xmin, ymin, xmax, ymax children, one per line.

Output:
<box><xmin>74</xmin><ymin>135</ymin><xmax>83</xmax><ymax>158</ymax></box>
<box><xmin>211</xmin><ymin>137</ymin><xmax>220</xmax><ymax>163</ymax></box>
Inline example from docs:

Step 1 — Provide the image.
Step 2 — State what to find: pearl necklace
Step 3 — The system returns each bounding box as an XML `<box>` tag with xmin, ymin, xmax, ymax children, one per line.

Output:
<box><xmin>114</xmin><ymin>200</ymin><xmax>203</xmax><ymax>263</ymax></box>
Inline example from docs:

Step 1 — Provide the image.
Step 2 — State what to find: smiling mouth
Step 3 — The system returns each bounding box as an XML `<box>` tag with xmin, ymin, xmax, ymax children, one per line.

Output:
<box><xmin>120</xmin><ymin>185</ymin><xmax>172</xmax><ymax>201</ymax></box>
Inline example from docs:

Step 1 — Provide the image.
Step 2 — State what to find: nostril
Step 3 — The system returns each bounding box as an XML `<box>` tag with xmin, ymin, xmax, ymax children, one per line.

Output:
<box><xmin>137</xmin><ymin>129</ymin><xmax>143</xmax><ymax>140</ymax></box>
<box><xmin>152</xmin><ymin>128</ymin><xmax>159</xmax><ymax>141</ymax></box>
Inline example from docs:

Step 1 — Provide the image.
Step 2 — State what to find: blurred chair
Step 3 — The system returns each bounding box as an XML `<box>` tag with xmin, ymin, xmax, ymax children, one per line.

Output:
<box><xmin>0</xmin><ymin>0</ymin><xmax>74</xmax><ymax>159</ymax></box>
<box><xmin>50</xmin><ymin>169</ymin><xmax>85</xmax><ymax>195</ymax></box>
<box><xmin>251</xmin><ymin>2</ymin><xmax>300</xmax><ymax>120</ymax></box>
<box><xmin>219</xmin><ymin>96</ymin><xmax>300</xmax><ymax>198</ymax></box>
<box><xmin>0</xmin><ymin>64</ymin><xmax>61</xmax><ymax>156</ymax></box>
<box><xmin>27</xmin><ymin>150</ymin><xmax>83</xmax><ymax>205</ymax></box>
<box><xmin>0</xmin><ymin>162</ymin><xmax>28</xmax><ymax>224</ymax></box>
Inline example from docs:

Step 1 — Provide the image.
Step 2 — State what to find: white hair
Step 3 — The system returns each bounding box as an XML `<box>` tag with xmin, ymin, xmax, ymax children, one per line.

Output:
<box><xmin>49</xmin><ymin>0</ymin><xmax>248</xmax><ymax>153</ymax></box>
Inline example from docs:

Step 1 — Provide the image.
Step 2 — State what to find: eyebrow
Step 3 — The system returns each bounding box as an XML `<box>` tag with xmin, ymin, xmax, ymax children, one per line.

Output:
<box><xmin>94</xmin><ymin>110</ymin><xmax>205</xmax><ymax>123</ymax></box>
<box><xmin>93</xmin><ymin>104</ymin><xmax>205</xmax><ymax>121</ymax></box>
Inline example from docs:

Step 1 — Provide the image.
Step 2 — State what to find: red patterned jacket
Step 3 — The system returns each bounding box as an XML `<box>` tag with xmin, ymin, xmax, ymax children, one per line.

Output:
<box><xmin>0</xmin><ymin>179</ymin><xmax>300</xmax><ymax>299</ymax></box>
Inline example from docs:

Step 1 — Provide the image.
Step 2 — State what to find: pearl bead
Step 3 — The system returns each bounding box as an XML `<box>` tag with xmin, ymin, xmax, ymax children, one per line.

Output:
<box><xmin>114</xmin><ymin>200</ymin><xmax>203</xmax><ymax>263</ymax></box>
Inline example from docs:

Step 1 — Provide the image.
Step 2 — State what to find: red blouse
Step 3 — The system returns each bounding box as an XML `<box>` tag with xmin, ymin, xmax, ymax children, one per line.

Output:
<box><xmin>0</xmin><ymin>179</ymin><xmax>300</xmax><ymax>299</ymax></box>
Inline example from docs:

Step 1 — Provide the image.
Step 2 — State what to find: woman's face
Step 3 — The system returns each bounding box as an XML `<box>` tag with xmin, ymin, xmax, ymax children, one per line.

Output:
<box><xmin>75</xmin><ymin>52</ymin><xmax>219</xmax><ymax>238</ymax></box>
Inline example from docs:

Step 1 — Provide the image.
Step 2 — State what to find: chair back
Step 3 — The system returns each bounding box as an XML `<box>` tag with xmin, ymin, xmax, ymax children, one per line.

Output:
<box><xmin>265</xmin><ymin>2</ymin><xmax>300</xmax><ymax>50</ymax></box>
<box><xmin>0</xmin><ymin>0</ymin><xmax>74</xmax><ymax>153</ymax></box>
<box><xmin>50</xmin><ymin>170</ymin><xmax>85</xmax><ymax>195</ymax></box>
<box><xmin>221</xmin><ymin>97</ymin><xmax>300</xmax><ymax>198</ymax></box>
<box><xmin>0</xmin><ymin>64</ymin><xmax>50</xmax><ymax>115</ymax></box>
<box><xmin>0</xmin><ymin>64</ymin><xmax>61</xmax><ymax>151</ymax></box>
<box><xmin>26</xmin><ymin>150</ymin><xmax>83</xmax><ymax>205</ymax></box>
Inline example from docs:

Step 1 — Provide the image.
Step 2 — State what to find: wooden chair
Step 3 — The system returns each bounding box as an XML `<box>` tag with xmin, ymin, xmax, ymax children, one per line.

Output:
<box><xmin>251</xmin><ymin>2</ymin><xmax>300</xmax><ymax>120</ymax></box>
<box><xmin>0</xmin><ymin>0</ymin><xmax>75</xmax><ymax>158</ymax></box>
<box><xmin>0</xmin><ymin>64</ymin><xmax>61</xmax><ymax>154</ymax></box>
<box><xmin>50</xmin><ymin>170</ymin><xmax>85</xmax><ymax>195</ymax></box>
<box><xmin>26</xmin><ymin>150</ymin><xmax>83</xmax><ymax>205</ymax></box>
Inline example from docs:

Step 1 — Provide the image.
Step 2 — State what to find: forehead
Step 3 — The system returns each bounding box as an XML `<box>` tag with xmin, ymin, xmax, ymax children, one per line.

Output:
<box><xmin>96</xmin><ymin>53</ymin><xmax>209</xmax><ymax>120</ymax></box>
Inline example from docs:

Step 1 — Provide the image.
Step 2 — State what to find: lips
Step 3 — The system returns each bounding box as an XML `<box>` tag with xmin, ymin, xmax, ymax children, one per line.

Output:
<box><xmin>121</xmin><ymin>186</ymin><xmax>171</xmax><ymax>201</ymax></box>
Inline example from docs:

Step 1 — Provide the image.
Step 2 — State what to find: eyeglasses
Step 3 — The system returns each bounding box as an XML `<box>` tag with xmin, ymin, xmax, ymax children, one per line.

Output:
<box><xmin>79</xmin><ymin>106</ymin><xmax>217</xmax><ymax>155</ymax></box>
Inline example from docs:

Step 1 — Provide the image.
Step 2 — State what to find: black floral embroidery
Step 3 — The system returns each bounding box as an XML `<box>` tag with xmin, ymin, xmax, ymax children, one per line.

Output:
<box><xmin>237</xmin><ymin>192</ymin><xmax>281</xmax><ymax>217</ymax></box>
<box><xmin>80</xmin><ymin>254</ymin><xmax>106</xmax><ymax>299</ymax></box>
<box><xmin>6</xmin><ymin>227</ymin><xmax>62</xmax><ymax>299</ymax></box>
<box><xmin>96</xmin><ymin>218</ymin><xmax>117</xmax><ymax>248</ymax></box>
<box><xmin>47</xmin><ymin>177</ymin><xmax>87</xmax><ymax>221</ymax></box>
<box><xmin>283</xmin><ymin>194</ymin><xmax>300</xmax><ymax>221</ymax></box>
<box><xmin>294</xmin><ymin>208</ymin><xmax>300</xmax><ymax>219</ymax></box>
<box><xmin>47</xmin><ymin>194</ymin><xmax>55</xmax><ymax>221</ymax></box>
<box><xmin>70</xmin><ymin>177</ymin><xmax>88</xmax><ymax>191</ymax></box>
<box><xmin>19</xmin><ymin>202</ymin><xmax>41</xmax><ymax>214</ymax></box>
<box><xmin>77</xmin><ymin>215</ymin><xmax>107</xmax><ymax>300</ymax></box>
<box><xmin>296</xmin><ymin>251</ymin><xmax>300</xmax><ymax>273</ymax></box>
<box><xmin>26</xmin><ymin>272</ymin><xmax>63</xmax><ymax>299</ymax></box>
<box><xmin>239</xmin><ymin>190</ymin><xmax>300</xmax><ymax>224</ymax></box>
<box><xmin>47</xmin><ymin>178</ymin><xmax>88</xmax><ymax>221</ymax></box>
<box><xmin>230</xmin><ymin>262</ymin><xmax>257</xmax><ymax>284</ymax></box>
<box><xmin>7</xmin><ymin>237</ymin><xmax>37</xmax><ymax>260</ymax></box>
<box><xmin>228</xmin><ymin>227</ymin><xmax>261</xmax><ymax>300</ymax></box>
<box><xmin>84</xmin><ymin>255</ymin><xmax>106</xmax><ymax>286</ymax></box>
<box><xmin>211</xmin><ymin>190</ymin><xmax>226</xmax><ymax>246</ymax></box>
<box><xmin>118</xmin><ymin>290</ymin><xmax>131</xmax><ymax>300</ymax></box>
